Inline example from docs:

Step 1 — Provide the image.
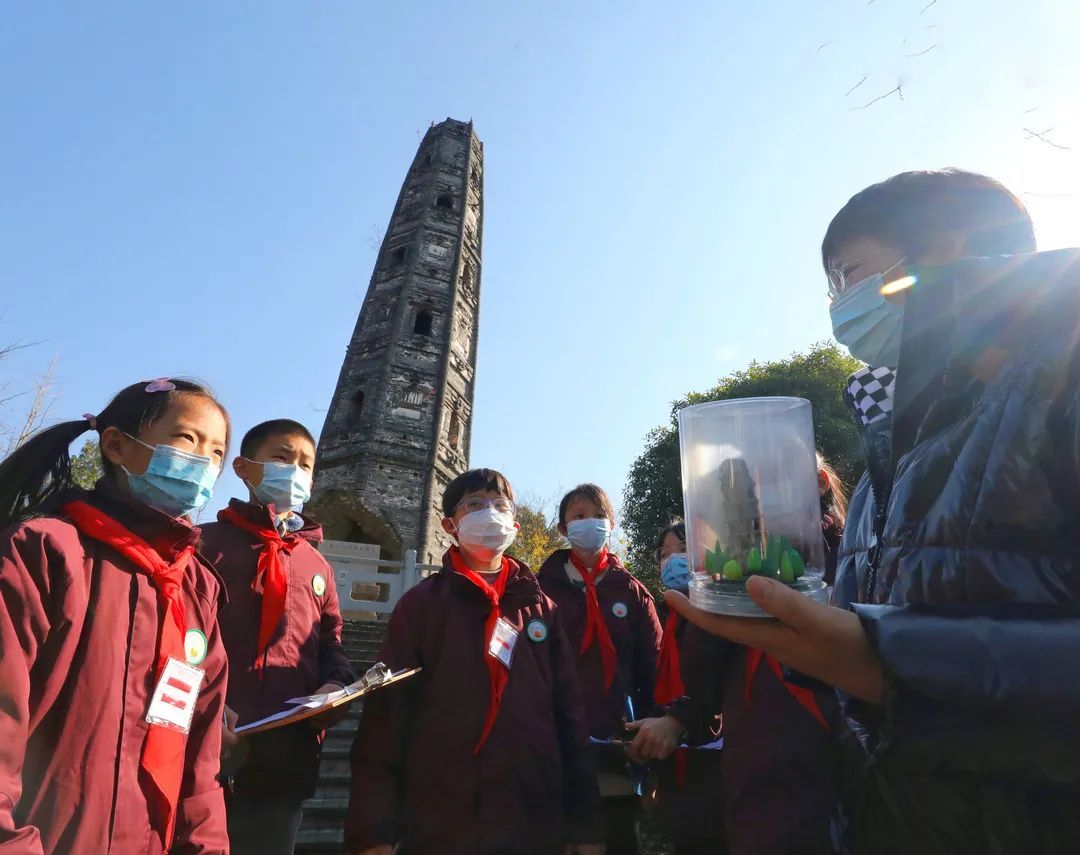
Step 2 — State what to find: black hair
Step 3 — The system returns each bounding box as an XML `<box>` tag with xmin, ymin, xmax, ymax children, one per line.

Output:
<box><xmin>240</xmin><ymin>419</ymin><xmax>316</xmax><ymax>459</ymax></box>
<box><xmin>558</xmin><ymin>483</ymin><xmax>616</xmax><ymax>526</ymax></box>
<box><xmin>654</xmin><ymin>518</ymin><xmax>686</xmax><ymax>562</ymax></box>
<box><xmin>0</xmin><ymin>378</ymin><xmax>230</xmax><ymax>530</ymax></box>
<box><xmin>441</xmin><ymin>468</ymin><xmax>515</xmax><ymax>517</ymax></box>
<box><xmin>822</xmin><ymin>168</ymin><xmax>1036</xmax><ymax>273</ymax></box>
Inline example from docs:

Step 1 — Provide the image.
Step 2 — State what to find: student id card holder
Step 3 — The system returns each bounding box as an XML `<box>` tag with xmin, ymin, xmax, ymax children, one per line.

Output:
<box><xmin>146</xmin><ymin>657</ymin><xmax>205</xmax><ymax>735</ymax></box>
<box><xmin>487</xmin><ymin>617</ymin><xmax>519</xmax><ymax>669</ymax></box>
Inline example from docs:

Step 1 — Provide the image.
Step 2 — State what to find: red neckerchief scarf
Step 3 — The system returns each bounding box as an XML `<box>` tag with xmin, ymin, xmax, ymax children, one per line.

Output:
<box><xmin>654</xmin><ymin>610</ymin><xmax>685</xmax><ymax>706</ymax></box>
<box><xmin>63</xmin><ymin>500</ymin><xmax>194</xmax><ymax>849</ymax></box>
<box><xmin>655</xmin><ymin>609</ymin><xmax>690</xmax><ymax>788</ymax></box>
<box><xmin>219</xmin><ymin>507</ymin><xmax>299</xmax><ymax>670</ymax></box>
<box><xmin>449</xmin><ymin>547</ymin><xmax>512</xmax><ymax>753</ymax></box>
<box><xmin>745</xmin><ymin>649</ymin><xmax>830</xmax><ymax>731</ymax></box>
<box><xmin>568</xmin><ymin>549</ymin><xmax>618</xmax><ymax>690</ymax></box>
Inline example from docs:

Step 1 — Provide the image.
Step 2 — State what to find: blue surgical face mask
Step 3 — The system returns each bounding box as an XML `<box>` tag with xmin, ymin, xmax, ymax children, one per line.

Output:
<box><xmin>660</xmin><ymin>553</ymin><xmax>691</xmax><ymax>592</ymax></box>
<box><xmin>251</xmin><ymin>460</ymin><xmax>313</xmax><ymax>514</ymax></box>
<box><xmin>829</xmin><ymin>260</ymin><xmax>906</xmax><ymax>367</ymax></box>
<box><xmin>123</xmin><ymin>438</ymin><xmax>220</xmax><ymax>519</ymax></box>
<box><xmin>566</xmin><ymin>518</ymin><xmax>612</xmax><ymax>553</ymax></box>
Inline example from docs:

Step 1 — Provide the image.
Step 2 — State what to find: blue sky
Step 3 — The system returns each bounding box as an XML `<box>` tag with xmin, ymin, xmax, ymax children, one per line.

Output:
<box><xmin>2</xmin><ymin>0</ymin><xmax>1078</xmax><ymax>527</ymax></box>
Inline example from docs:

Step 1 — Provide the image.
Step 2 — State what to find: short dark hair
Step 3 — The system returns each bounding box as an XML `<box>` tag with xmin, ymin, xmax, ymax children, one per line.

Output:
<box><xmin>822</xmin><ymin>168</ymin><xmax>1036</xmax><ymax>273</ymax></box>
<box><xmin>654</xmin><ymin>518</ymin><xmax>686</xmax><ymax>559</ymax></box>
<box><xmin>240</xmin><ymin>419</ymin><xmax>316</xmax><ymax>459</ymax></box>
<box><xmin>442</xmin><ymin>468</ymin><xmax>516</xmax><ymax>517</ymax></box>
<box><xmin>558</xmin><ymin>483</ymin><xmax>615</xmax><ymax>526</ymax></box>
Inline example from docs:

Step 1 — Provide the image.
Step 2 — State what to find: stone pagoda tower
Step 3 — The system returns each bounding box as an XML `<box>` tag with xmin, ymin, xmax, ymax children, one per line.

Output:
<box><xmin>310</xmin><ymin>118</ymin><xmax>482</xmax><ymax>563</ymax></box>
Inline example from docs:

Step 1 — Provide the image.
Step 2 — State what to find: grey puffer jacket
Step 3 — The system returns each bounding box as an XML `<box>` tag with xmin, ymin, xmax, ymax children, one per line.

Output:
<box><xmin>833</xmin><ymin>250</ymin><xmax>1080</xmax><ymax>855</ymax></box>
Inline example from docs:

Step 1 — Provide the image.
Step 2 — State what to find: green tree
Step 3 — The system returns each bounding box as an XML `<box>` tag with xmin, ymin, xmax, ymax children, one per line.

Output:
<box><xmin>622</xmin><ymin>342</ymin><xmax>864</xmax><ymax>576</ymax></box>
<box><xmin>71</xmin><ymin>439</ymin><xmax>104</xmax><ymax>489</ymax></box>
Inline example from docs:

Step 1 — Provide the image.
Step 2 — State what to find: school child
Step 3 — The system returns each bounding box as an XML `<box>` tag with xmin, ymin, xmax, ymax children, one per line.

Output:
<box><xmin>199</xmin><ymin>418</ymin><xmax>354</xmax><ymax>855</ymax></box>
<box><xmin>0</xmin><ymin>378</ymin><xmax>231</xmax><ymax>853</ymax></box>
<box><xmin>346</xmin><ymin>468</ymin><xmax>603</xmax><ymax>855</ymax></box>
<box><xmin>637</xmin><ymin>463</ymin><xmax>845</xmax><ymax>855</ymax></box>
<box><xmin>537</xmin><ymin>484</ymin><xmax>663</xmax><ymax>854</ymax></box>
<box><xmin>626</xmin><ymin>521</ymin><xmax>727</xmax><ymax>855</ymax></box>
<box><xmin>816</xmin><ymin>453</ymin><xmax>846</xmax><ymax>586</ymax></box>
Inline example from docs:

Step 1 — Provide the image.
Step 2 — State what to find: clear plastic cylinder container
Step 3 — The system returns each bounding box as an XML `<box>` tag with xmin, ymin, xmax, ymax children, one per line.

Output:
<box><xmin>678</xmin><ymin>397</ymin><xmax>828</xmax><ymax>616</ymax></box>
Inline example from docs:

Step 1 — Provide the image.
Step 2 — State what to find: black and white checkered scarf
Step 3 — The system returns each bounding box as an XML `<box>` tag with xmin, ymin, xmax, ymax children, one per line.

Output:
<box><xmin>846</xmin><ymin>366</ymin><xmax>896</xmax><ymax>427</ymax></box>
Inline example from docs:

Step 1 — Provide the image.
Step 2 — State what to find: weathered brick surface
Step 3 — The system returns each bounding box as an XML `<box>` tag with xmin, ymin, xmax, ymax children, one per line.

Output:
<box><xmin>309</xmin><ymin>119</ymin><xmax>482</xmax><ymax>563</ymax></box>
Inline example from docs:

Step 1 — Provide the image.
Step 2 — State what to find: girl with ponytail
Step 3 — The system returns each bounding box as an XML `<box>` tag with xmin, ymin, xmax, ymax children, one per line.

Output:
<box><xmin>0</xmin><ymin>378</ymin><xmax>231</xmax><ymax>853</ymax></box>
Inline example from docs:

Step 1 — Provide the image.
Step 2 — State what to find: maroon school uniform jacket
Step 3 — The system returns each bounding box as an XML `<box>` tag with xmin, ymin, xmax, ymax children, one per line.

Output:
<box><xmin>346</xmin><ymin>554</ymin><xmax>603</xmax><ymax>855</ymax></box>
<box><xmin>652</xmin><ymin>615</ymin><xmax>727</xmax><ymax>846</ymax></box>
<box><xmin>537</xmin><ymin>550</ymin><xmax>663</xmax><ymax>738</ymax></box>
<box><xmin>199</xmin><ymin>499</ymin><xmax>354</xmax><ymax>799</ymax></box>
<box><xmin>720</xmin><ymin>649</ymin><xmax>838</xmax><ymax>855</ymax></box>
<box><xmin>0</xmin><ymin>482</ymin><xmax>229</xmax><ymax>855</ymax></box>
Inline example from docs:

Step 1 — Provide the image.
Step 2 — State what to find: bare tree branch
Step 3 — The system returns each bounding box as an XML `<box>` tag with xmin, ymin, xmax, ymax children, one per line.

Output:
<box><xmin>7</xmin><ymin>353</ymin><xmax>60</xmax><ymax>454</ymax></box>
<box><xmin>921</xmin><ymin>0</ymin><xmax>940</xmax><ymax>13</ymax></box>
<box><xmin>1023</xmin><ymin>127</ymin><xmax>1072</xmax><ymax>150</ymax></box>
<box><xmin>845</xmin><ymin>76</ymin><xmax>868</xmax><ymax>96</ymax></box>
<box><xmin>0</xmin><ymin>340</ymin><xmax>39</xmax><ymax>361</ymax></box>
<box><xmin>851</xmin><ymin>85</ymin><xmax>904</xmax><ymax>111</ymax></box>
<box><xmin>363</xmin><ymin>223</ymin><xmax>384</xmax><ymax>251</ymax></box>
<box><xmin>906</xmin><ymin>45</ymin><xmax>938</xmax><ymax>58</ymax></box>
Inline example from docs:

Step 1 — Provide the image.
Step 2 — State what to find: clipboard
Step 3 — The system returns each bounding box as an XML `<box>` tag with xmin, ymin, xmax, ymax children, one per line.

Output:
<box><xmin>587</xmin><ymin>735</ymin><xmax>724</xmax><ymax>752</ymax></box>
<box><xmin>235</xmin><ymin>667</ymin><xmax>422</xmax><ymax>735</ymax></box>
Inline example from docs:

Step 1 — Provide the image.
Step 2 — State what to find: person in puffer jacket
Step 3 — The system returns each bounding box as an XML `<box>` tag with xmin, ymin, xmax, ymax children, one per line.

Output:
<box><xmin>667</xmin><ymin>168</ymin><xmax>1080</xmax><ymax>854</ymax></box>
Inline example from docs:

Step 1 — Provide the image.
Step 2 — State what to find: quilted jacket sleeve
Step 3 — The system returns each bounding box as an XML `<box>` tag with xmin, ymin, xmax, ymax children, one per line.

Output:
<box><xmin>855</xmin><ymin>602</ymin><xmax>1080</xmax><ymax>781</ymax></box>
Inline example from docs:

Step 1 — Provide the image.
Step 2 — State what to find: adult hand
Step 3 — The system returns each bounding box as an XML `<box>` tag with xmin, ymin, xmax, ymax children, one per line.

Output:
<box><xmin>625</xmin><ymin>715</ymin><xmax>684</xmax><ymax>764</ymax></box>
<box><xmin>664</xmin><ymin>576</ymin><xmax>885</xmax><ymax>704</ymax></box>
<box><xmin>220</xmin><ymin>705</ymin><xmax>241</xmax><ymax>759</ymax></box>
<box><xmin>356</xmin><ymin>847</ymin><xmax>393</xmax><ymax>855</ymax></box>
<box><xmin>308</xmin><ymin>682</ymin><xmax>350</xmax><ymax>730</ymax></box>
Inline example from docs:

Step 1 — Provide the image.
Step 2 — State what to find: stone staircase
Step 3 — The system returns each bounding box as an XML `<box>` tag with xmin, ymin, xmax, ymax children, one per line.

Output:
<box><xmin>295</xmin><ymin>619</ymin><xmax>387</xmax><ymax>854</ymax></box>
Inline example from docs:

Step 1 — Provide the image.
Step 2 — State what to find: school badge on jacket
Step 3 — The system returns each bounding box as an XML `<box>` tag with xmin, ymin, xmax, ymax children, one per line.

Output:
<box><xmin>184</xmin><ymin>629</ymin><xmax>208</xmax><ymax>666</ymax></box>
<box><xmin>312</xmin><ymin>573</ymin><xmax>326</xmax><ymax>597</ymax></box>
<box><xmin>612</xmin><ymin>602</ymin><xmax>628</xmax><ymax>619</ymax></box>
<box><xmin>526</xmin><ymin>619</ymin><xmax>548</xmax><ymax>642</ymax></box>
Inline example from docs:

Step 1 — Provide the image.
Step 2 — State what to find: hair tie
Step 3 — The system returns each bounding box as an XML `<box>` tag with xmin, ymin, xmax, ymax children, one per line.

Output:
<box><xmin>144</xmin><ymin>378</ymin><xmax>176</xmax><ymax>393</ymax></box>
<box><xmin>82</xmin><ymin>413</ymin><xmax>98</xmax><ymax>431</ymax></box>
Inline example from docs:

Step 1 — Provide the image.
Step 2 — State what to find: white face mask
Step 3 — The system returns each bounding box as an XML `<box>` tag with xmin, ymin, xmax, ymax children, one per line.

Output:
<box><xmin>566</xmin><ymin>518</ymin><xmax>612</xmax><ymax>553</ymax></box>
<box><xmin>455</xmin><ymin>507</ymin><xmax>518</xmax><ymax>562</ymax></box>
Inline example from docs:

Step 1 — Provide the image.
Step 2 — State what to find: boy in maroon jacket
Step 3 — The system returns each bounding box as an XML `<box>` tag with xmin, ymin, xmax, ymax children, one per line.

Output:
<box><xmin>346</xmin><ymin>468</ymin><xmax>604</xmax><ymax>855</ymax></box>
<box><xmin>538</xmin><ymin>484</ymin><xmax>663</xmax><ymax>854</ymax></box>
<box><xmin>199</xmin><ymin>419</ymin><xmax>355</xmax><ymax>855</ymax></box>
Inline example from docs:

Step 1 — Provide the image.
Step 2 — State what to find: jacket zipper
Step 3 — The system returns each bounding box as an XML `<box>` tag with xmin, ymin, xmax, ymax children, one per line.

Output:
<box><xmin>844</xmin><ymin>387</ymin><xmax>889</xmax><ymax>604</ymax></box>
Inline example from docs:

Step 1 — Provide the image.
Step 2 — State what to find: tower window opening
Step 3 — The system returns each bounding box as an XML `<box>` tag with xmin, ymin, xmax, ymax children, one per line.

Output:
<box><xmin>390</xmin><ymin>246</ymin><xmax>407</xmax><ymax>266</ymax></box>
<box><xmin>414</xmin><ymin>309</ymin><xmax>434</xmax><ymax>336</ymax></box>
<box><xmin>436</xmin><ymin>193</ymin><xmax>453</xmax><ymax>210</ymax></box>
<box><xmin>351</xmin><ymin>390</ymin><xmax>365</xmax><ymax>424</ymax></box>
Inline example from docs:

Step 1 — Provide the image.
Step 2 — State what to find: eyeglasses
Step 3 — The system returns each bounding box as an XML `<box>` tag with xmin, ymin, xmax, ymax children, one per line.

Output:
<box><xmin>454</xmin><ymin>497</ymin><xmax>515</xmax><ymax>515</ymax></box>
<box><xmin>827</xmin><ymin>257</ymin><xmax>906</xmax><ymax>301</ymax></box>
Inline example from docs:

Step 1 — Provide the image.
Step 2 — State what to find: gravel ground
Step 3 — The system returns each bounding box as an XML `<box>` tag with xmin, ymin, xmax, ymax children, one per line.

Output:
<box><xmin>639</xmin><ymin>808</ymin><xmax>674</xmax><ymax>855</ymax></box>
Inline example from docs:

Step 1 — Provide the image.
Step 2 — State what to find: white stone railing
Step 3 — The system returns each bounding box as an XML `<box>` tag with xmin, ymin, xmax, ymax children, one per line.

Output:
<box><xmin>318</xmin><ymin>539</ymin><xmax>441</xmax><ymax>618</ymax></box>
